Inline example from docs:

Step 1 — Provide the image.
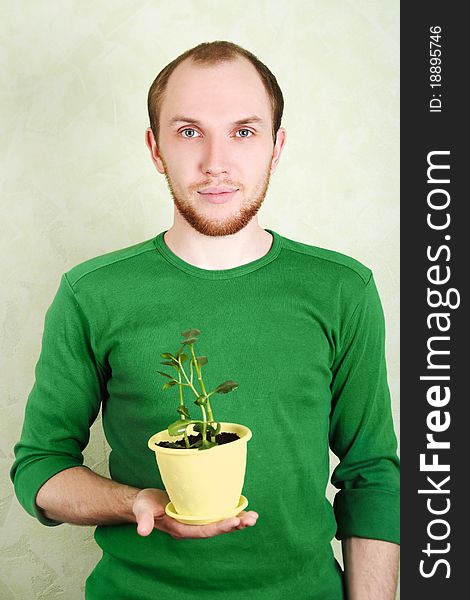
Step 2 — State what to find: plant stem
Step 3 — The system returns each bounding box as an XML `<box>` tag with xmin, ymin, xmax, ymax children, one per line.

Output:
<box><xmin>177</xmin><ymin>367</ymin><xmax>190</xmax><ymax>449</ymax></box>
<box><xmin>189</xmin><ymin>344</ymin><xmax>218</xmax><ymax>444</ymax></box>
<box><xmin>177</xmin><ymin>353</ymin><xmax>212</xmax><ymax>445</ymax></box>
<box><xmin>173</xmin><ymin>341</ymin><xmax>219</xmax><ymax>448</ymax></box>
<box><xmin>179</xmin><ymin>360</ymin><xmax>202</xmax><ymax>399</ymax></box>
<box><xmin>189</xmin><ymin>346</ymin><xmax>215</xmax><ymax>420</ymax></box>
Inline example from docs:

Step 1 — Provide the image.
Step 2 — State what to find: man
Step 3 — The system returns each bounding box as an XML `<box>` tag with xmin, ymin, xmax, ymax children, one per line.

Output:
<box><xmin>11</xmin><ymin>41</ymin><xmax>400</xmax><ymax>599</ymax></box>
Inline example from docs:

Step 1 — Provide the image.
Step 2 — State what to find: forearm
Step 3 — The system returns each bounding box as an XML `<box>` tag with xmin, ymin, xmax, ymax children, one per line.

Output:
<box><xmin>35</xmin><ymin>466</ymin><xmax>141</xmax><ymax>526</ymax></box>
<box><xmin>342</xmin><ymin>537</ymin><xmax>400</xmax><ymax>600</ymax></box>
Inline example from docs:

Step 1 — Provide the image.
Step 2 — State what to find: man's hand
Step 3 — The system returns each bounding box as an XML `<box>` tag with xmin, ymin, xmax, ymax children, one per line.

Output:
<box><xmin>133</xmin><ymin>488</ymin><xmax>259</xmax><ymax>538</ymax></box>
<box><xmin>34</xmin><ymin>467</ymin><xmax>258</xmax><ymax>536</ymax></box>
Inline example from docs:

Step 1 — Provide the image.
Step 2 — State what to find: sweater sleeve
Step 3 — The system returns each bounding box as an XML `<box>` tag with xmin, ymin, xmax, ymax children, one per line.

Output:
<box><xmin>329</xmin><ymin>272</ymin><xmax>400</xmax><ymax>544</ymax></box>
<box><xmin>10</xmin><ymin>273</ymin><xmax>108</xmax><ymax>526</ymax></box>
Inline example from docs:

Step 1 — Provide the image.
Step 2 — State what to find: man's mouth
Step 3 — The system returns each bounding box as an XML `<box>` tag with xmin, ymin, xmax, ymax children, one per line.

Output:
<box><xmin>197</xmin><ymin>188</ymin><xmax>239</xmax><ymax>204</ymax></box>
<box><xmin>198</xmin><ymin>186</ymin><xmax>238</xmax><ymax>194</ymax></box>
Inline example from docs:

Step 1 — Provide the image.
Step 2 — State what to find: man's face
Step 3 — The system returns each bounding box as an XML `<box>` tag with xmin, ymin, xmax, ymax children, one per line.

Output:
<box><xmin>146</xmin><ymin>57</ymin><xmax>285</xmax><ymax>237</ymax></box>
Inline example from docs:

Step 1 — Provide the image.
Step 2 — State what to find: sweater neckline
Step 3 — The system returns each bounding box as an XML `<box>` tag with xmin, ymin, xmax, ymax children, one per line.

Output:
<box><xmin>153</xmin><ymin>228</ymin><xmax>282</xmax><ymax>280</ymax></box>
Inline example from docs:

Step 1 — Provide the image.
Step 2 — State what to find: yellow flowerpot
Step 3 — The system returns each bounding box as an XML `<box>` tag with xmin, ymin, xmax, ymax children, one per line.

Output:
<box><xmin>148</xmin><ymin>422</ymin><xmax>252</xmax><ymax>524</ymax></box>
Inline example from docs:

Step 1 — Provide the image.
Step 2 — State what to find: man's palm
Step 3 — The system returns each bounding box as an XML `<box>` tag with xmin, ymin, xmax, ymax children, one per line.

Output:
<box><xmin>133</xmin><ymin>488</ymin><xmax>258</xmax><ymax>538</ymax></box>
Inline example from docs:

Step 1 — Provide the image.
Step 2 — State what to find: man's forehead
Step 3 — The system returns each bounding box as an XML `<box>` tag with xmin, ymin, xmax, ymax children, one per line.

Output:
<box><xmin>161</xmin><ymin>57</ymin><xmax>272</xmax><ymax>126</ymax></box>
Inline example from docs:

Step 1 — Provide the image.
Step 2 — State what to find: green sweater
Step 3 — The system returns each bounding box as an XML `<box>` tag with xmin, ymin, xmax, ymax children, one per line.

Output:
<box><xmin>10</xmin><ymin>228</ymin><xmax>400</xmax><ymax>599</ymax></box>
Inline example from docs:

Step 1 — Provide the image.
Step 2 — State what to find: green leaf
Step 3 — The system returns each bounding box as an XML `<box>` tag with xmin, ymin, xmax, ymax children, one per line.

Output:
<box><xmin>196</xmin><ymin>355</ymin><xmax>208</xmax><ymax>367</ymax></box>
<box><xmin>207</xmin><ymin>423</ymin><xmax>220</xmax><ymax>437</ymax></box>
<box><xmin>160</xmin><ymin>359</ymin><xmax>179</xmax><ymax>368</ymax></box>
<box><xmin>192</xmin><ymin>422</ymin><xmax>220</xmax><ymax>442</ymax></box>
<box><xmin>168</xmin><ymin>418</ymin><xmax>203</xmax><ymax>436</ymax></box>
<box><xmin>177</xmin><ymin>405</ymin><xmax>191</xmax><ymax>419</ymax></box>
<box><xmin>194</xmin><ymin>395</ymin><xmax>207</xmax><ymax>406</ymax></box>
<box><xmin>214</xmin><ymin>380</ymin><xmax>239</xmax><ymax>394</ymax></box>
<box><xmin>163</xmin><ymin>381</ymin><xmax>178</xmax><ymax>390</ymax></box>
<box><xmin>157</xmin><ymin>370</ymin><xmax>176</xmax><ymax>380</ymax></box>
<box><xmin>175</xmin><ymin>346</ymin><xmax>188</xmax><ymax>359</ymax></box>
<box><xmin>198</xmin><ymin>439</ymin><xmax>218</xmax><ymax>450</ymax></box>
<box><xmin>161</xmin><ymin>352</ymin><xmax>175</xmax><ymax>359</ymax></box>
<box><xmin>192</xmin><ymin>422</ymin><xmax>203</xmax><ymax>433</ymax></box>
<box><xmin>181</xmin><ymin>329</ymin><xmax>201</xmax><ymax>339</ymax></box>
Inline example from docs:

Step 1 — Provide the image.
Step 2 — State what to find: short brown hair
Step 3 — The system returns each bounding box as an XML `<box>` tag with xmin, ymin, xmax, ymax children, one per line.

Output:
<box><xmin>147</xmin><ymin>41</ymin><xmax>284</xmax><ymax>146</ymax></box>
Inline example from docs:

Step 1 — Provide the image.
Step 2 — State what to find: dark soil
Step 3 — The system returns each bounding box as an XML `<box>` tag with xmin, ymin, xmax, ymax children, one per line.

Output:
<box><xmin>156</xmin><ymin>431</ymin><xmax>240</xmax><ymax>449</ymax></box>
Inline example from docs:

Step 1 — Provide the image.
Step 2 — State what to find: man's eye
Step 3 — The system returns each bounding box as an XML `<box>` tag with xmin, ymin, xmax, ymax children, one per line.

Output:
<box><xmin>180</xmin><ymin>128</ymin><xmax>200</xmax><ymax>138</ymax></box>
<box><xmin>236</xmin><ymin>129</ymin><xmax>253</xmax><ymax>138</ymax></box>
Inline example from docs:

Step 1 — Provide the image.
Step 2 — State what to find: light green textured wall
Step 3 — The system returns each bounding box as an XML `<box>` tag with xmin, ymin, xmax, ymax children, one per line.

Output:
<box><xmin>1</xmin><ymin>1</ymin><xmax>399</xmax><ymax>598</ymax></box>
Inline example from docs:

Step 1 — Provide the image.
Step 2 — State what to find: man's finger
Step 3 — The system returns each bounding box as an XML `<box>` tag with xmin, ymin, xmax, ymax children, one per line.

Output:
<box><xmin>174</xmin><ymin>512</ymin><xmax>260</xmax><ymax>538</ymax></box>
<box><xmin>136</xmin><ymin>511</ymin><xmax>155</xmax><ymax>537</ymax></box>
<box><xmin>236</xmin><ymin>510</ymin><xmax>259</xmax><ymax>520</ymax></box>
<box><xmin>171</xmin><ymin>516</ymin><xmax>240</xmax><ymax>539</ymax></box>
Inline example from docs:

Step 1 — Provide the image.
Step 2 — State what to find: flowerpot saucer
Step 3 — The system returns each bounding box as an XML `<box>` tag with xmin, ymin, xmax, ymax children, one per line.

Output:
<box><xmin>165</xmin><ymin>495</ymin><xmax>248</xmax><ymax>525</ymax></box>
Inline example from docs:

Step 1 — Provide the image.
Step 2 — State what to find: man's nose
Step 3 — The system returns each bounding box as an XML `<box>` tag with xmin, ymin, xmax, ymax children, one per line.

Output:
<box><xmin>201</xmin><ymin>137</ymin><xmax>230</xmax><ymax>175</ymax></box>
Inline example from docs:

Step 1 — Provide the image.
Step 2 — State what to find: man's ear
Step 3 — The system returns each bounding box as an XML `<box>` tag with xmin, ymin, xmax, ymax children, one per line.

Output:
<box><xmin>145</xmin><ymin>128</ymin><xmax>165</xmax><ymax>174</ymax></box>
<box><xmin>270</xmin><ymin>127</ymin><xmax>287</xmax><ymax>174</ymax></box>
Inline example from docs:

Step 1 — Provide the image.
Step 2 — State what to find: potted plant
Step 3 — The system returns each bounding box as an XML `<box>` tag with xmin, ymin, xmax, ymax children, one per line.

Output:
<box><xmin>147</xmin><ymin>328</ymin><xmax>252</xmax><ymax>525</ymax></box>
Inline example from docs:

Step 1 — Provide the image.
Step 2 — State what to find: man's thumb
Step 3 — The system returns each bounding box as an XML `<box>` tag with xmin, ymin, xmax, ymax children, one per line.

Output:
<box><xmin>136</xmin><ymin>511</ymin><xmax>154</xmax><ymax>537</ymax></box>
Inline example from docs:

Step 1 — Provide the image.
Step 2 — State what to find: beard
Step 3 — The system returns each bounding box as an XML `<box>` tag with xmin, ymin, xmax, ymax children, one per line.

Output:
<box><xmin>160</xmin><ymin>155</ymin><xmax>272</xmax><ymax>237</ymax></box>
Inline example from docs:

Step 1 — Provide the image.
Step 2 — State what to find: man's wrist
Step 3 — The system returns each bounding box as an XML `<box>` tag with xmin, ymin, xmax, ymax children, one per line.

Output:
<box><xmin>124</xmin><ymin>485</ymin><xmax>142</xmax><ymax>523</ymax></box>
